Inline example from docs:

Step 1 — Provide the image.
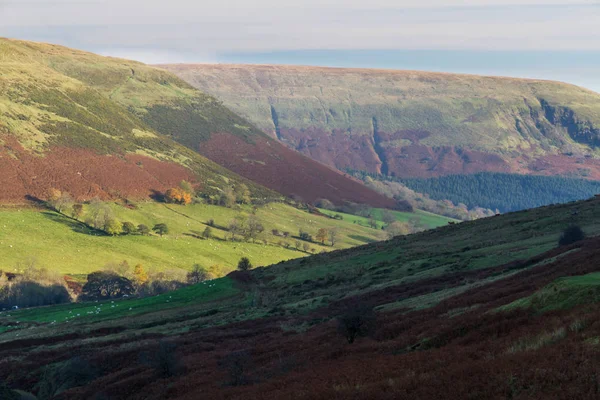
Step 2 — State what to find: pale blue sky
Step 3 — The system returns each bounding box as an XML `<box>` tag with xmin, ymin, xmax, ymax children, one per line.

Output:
<box><xmin>1</xmin><ymin>0</ymin><xmax>599</xmax><ymax>92</ymax></box>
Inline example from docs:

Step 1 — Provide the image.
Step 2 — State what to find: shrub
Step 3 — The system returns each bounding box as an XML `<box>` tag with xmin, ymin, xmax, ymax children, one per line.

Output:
<box><xmin>337</xmin><ymin>304</ymin><xmax>377</xmax><ymax>344</ymax></box>
<box><xmin>237</xmin><ymin>257</ymin><xmax>253</xmax><ymax>271</ymax></box>
<box><xmin>202</xmin><ymin>226</ymin><xmax>213</xmax><ymax>239</ymax></box>
<box><xmin>165</xmin><ymin>187</ymin><xmax>192</xmax><ymax>205</ymax></box>
<box><xmin>187</xmin><ymin>264</ymin><xmax>209</xmax><ymax>284</ymax></box>
<box><xmin>559</xmin><ymin>226</ymin><xmax>585</xmax><ymax>246</ymax></box>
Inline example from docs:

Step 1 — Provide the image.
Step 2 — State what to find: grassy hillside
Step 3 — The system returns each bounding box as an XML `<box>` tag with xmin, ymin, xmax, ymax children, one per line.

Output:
<box><xmin>0</xmin><ymin>201</ymin><xmax>390</xmax><ymax>276</ymax></box>
<box><xmin>0</xmin><ymin>39</ymin><xmax>273</xmax><ymax>203</ymax></box>
<box><xmin>0</xmin><ymin>38</ymin><xmax>395</xmax><ymax>208</ymax></box>
<box><xmin>3</xmin><ymin>195</ymin><xmax>600</xmax><ymax>398</ymax></box>
<box><xmin>163</xmin><ymin>64</ymin><xmax>600</xmax><ymax>181</ymax></box>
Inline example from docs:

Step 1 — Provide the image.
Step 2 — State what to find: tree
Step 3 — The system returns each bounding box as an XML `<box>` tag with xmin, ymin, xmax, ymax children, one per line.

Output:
<box><xmin>368</xmin><ymin>217</ymin><xmax>378</xmax><ymax>229</ymax></box>
<box><xmin>559</xmin><ymin>226</ymin><xmax>585</xmax><ymax>246</ymax></box>
<box><xmin>329</xmin><ymin>228</ymin><xmax>338</xmax><ymax>246</ymax></box>
<box><xmin>234</xmin><ymin>183</ymin><xmax>251</xmax><ymax>204</ymax></box>
<box><xmin>80</xmin><ymin>271</ymin><xmax>135</xmax><ymax>300</ymax></box>
<box><xmin>385</xmin><ymin>221</ymin><xmax>411</xmax><ymax>238</ymax></box>
<box><xmin>89</xmin><ymin>198</ymin><xmax>113</xmax><ymax>230</ymax></box>
<box><xmin>302</xmin><ymin>242</ymin><xmax>310</xmax><ymax>252</ymax></box>
<box><xmin>316</xmin><ymin>228</ymin><xmax>328</xmax><ymax>245</ymax></box>
<box><xmin>228</xmin><ymin>218</ymin><xmax>242</xmax><ymax>241</ymax></box>
<box><xmin>187</xmin><ymin>264</ymin><xmax>209</xmax><ymax>284</ymax></box>
<box><xmin>315</xmin><ymin>198</ymin><xmax>335</xmax><ymax>210</ymax></box>
<box><xmin>237</xmin><ymin>257</ymin><xmax>252</xmax><ymax>271</ymax></box>
<box><xmin>153</xmin><ymin>223</ymin><xmax>169</xmax><ymax>237</ymax></box>
<box><xmin>104</xmin><ymin>219</ymin><xmax>123</xmax><ymax>236</ymax></box>
<box><xmin>122</xmin><ymin>221</ymin><xmax>137</xmax><ymax>235</ymax></box>
<box><xmin>47</xmin><ymin>189</ymin><xmax>74</xmax><ymax>214</ymax></box>
<box><xmin>165</xmin><ymin>187</ymin><xmax>192</xmax><ymax>205</ymax></box>
<box><xmin>295</xmin><ymin>240</ymin><xmax>302</xmax><ymax>250</ymax></box>
<box><xmin>245</xmin><ymin>215</ymin><xmax>264</xmax><ymax>242</ymax></box>
<box><xmin>219</xmin><ymin>187</ymin><xmax>236</xmax><ymax>208</ymax></box>
<box><xmin>337</xmin><ymin>304</ymin><xmax>377</xmax><ymax>344</ymax></box>
<box><xmin>299</xmin><ymin>230</ymin><xmax>312</xmax><ymax>242</ymax></box>
<box><xmin>138</xmin><ymin>224</ymin><xmax>150</xmax><ymax>236</ymax></box>
<box><xmin>381</xmin><ymin>209</ymin><xmax>396</xmax><ymax>225</ymax></box>
<box><xmin>179</xmin><ymin>180</ymin><xmax>194</xmax><ymax>195</ymax></box>
<box><xmin>71</xmin><ymin>203</ymin><xmax>84</xmax><ymax>219</ymax></box>
<box><xmin>202</xmin><ymin>226</ymin><xmax>213</xmax><ymax>239</ymax></box>
<box><xmin>133</xmin><ymin>264</ymin><xmax>148</xmax><ymax>285</ymax></box>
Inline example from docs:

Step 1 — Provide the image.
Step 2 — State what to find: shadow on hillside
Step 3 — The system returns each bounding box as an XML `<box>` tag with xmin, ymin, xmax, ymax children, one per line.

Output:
<box><xmin>349</xmin><ymin>234</ymin><xmax>378</xmax><ymax>244</ymax></box>
<box><xmin>41</xmin><ymin>212</ymin><xmax>106</xmax><ymax>236</ymax></box>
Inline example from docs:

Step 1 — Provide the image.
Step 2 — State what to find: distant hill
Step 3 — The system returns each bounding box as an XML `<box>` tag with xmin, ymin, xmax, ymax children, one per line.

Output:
<box><xmin>162</xmin><ymin>64</ymin><xmax>600</xmax><ymax>180</ymax></box>
<box><xmin>0</xmin><ymin>39</ymin><xmax>394</xmax><ymax>208</ymax></box>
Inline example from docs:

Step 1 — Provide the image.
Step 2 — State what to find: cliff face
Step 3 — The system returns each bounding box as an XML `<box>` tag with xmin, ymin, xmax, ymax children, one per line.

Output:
<box><xmin>161</xmin><ymin>64</ymin><xmax>600</xmax><ymax>179</ymax></box>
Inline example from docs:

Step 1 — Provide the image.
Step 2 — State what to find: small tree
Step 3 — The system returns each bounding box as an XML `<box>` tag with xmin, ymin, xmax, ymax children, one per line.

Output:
<box><xmin>81</xmin><ymin>271</ymin><xmax>135</xmax><ymax>300</ymax></box>
<box><xmin>299</xmin><ymin>230</ymin><xmax>312</xmax><ymax>242</ymax></box>
<box><xmin>138</xmin><ymin>224</ymin><xmax>150</xmax><ymax>236</ymax></box>
<box><xmin>122</xmin><ymin>221</ymin><xmax>137</xmax><ymax>235</ymax></box>
<box><xmin>329</xmin><ymin>228</ymin><xmax>338</xmax><ymax>246</ymax></box>
<box><xmin>559</xmin><ymin>226</ymin><xmax>585</xmax><ymax>246</ymax></box>
<box><xmin>381</xmin><ymin>209</ymin><xmax>396</xmax><ymax>225</ymax></box>
<box><xmin>368</xmin><ymin>217</ymin><xmax>378</xmax><ymax>229</ymax></box>
<box><xmin>234</xmin><ymin>184</ymin><xmax>251</xmax><ymax>204</ymax></box>
<box><xmin>179</xmin><ymin>180</ymin><xmax>194</xmax><ymax>195</ymax></box>
<box><xmin>153</xmin><ymin>223</ymin><xmax>169</xmax><ymax>237</ymax></box>
<box><xmin>316</xmin><ymin>228</ymin><xmax>328</xmax><ymax>245</ymax></box>
<box><xmin>133</xmin><ymin>264</ymin><xmax>149</xmax><ymax>286</ymax></box>
<box><xmin>71</xmin><ymin>203</ymin><xmax>84</xmax><ymax>219</ymax></box>
<box><xmin>303</xmin><ymin>242</ymin><xmax>310</xmax><ymax>252</ymax></box>
<box><xmin>104</xmin><ymin>219</ymin><xmax>123</xmax><ymax>236</ymax></box>
<box><xmin>165</xmin><ymin>188</ymin><xmax>192</xmax><ymax>205</ymax></box>
<box><xmin>202</xmin><ymin>226</ymin><xmax>213</xmax><ymax>239</ymax></box>
<box><xmin>385</xmin><ymin>221</ymin><xmax>410</xmax><ymax>238</ymax></box>
<box><xmin>295</xmin><ymin>240</ymin><xmax>302</xmax><ymax>250</ymax></box>
<box><xmin>187</xmin><ymin>264</ymin><xmax>209</xmax><ymax>284</ymax></box>
<box><xmin>237</xmin><ymin>257</ymin><xmax>252</xmax><ymax>271</ymax></box>
<box><xmin>337</xmin><ymin>304</ymin><xmax>377</xmax><ymax>344</ymax></box>
<box><xmin>219</xmin><ymin>187</ymin><xmax>237</xmax><ymax>208</ymax></box>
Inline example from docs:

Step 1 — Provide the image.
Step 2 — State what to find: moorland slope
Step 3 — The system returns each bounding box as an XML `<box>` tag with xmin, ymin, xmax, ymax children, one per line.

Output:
<box><xmin>3</xmin><ymin>195</ymin><xmax>600</xmax><ymax>398</ymax></box>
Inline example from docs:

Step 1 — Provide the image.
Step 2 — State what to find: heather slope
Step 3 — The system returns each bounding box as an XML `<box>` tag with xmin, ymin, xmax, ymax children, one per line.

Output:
<box><xmin>163</xmin><ymin>64</ymin><xmax>600</xmax><ymax>180</ymax></box>
<box><xmin>0</xmin><ymin>39</ymin><xmax>270</xmax><ymax>202</ymax></box>
<box><xmin>3</xmin><ymin>195</ymin><xmax>600</xmax><ymax>398</ymax></box>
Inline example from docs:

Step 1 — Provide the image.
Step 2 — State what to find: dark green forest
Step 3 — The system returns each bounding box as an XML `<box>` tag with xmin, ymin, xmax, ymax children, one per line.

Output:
<box><xmin>398</xmin><ymin>173</ymin><xmax>600</xmax><ymax>212</ymax></box>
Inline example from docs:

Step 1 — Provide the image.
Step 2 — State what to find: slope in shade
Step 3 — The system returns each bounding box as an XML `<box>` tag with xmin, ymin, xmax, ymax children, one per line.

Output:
<box><xmin>162</xmin><ymin>63</ymin><xmax>600</xmax><ymax>180</ymax></box>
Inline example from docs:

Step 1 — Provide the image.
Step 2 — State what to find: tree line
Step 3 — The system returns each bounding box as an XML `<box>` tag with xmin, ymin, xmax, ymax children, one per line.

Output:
<box><xmin>398</xmin><ymin>172</ymin><xmax>600</xmax><ymax>213</ymax></box>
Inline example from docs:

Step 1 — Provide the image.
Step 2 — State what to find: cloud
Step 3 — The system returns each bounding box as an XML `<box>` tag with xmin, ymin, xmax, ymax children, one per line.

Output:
<box><xmin>1</xmin><ymin>1</ymin><xmax>599</xmax><ymax>54</ymax></box>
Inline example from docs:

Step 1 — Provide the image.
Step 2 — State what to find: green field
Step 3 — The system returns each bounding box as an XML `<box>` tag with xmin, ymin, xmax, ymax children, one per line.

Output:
<box><xmin>0</xmin><ymin>201</ymin><xmax>392</xmax><ymax>276</ymax></box>
<box><xmin>319</xmin><ymin>207</ymin><xmax>456</xmax><ymax>230</ymax></box>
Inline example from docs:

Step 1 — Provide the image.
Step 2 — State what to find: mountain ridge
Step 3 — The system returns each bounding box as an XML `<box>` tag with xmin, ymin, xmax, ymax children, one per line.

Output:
<box><xmin>162</xmin><ymin>63</ymin><xmax>600</xmax><ymax>180</ymax></box>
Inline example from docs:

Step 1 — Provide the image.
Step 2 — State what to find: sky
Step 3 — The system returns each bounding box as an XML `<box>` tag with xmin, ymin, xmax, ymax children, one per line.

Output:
<box><xmin>1</xmin><ymin>0</ymin><xmax>599</xmax><ymax>92</ymax></box>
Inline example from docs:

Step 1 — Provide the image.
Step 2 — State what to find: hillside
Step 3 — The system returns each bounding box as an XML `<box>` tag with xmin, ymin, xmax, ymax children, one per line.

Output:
<box><xmin>3</xmin><ymin>195</ymin><xmax>600</xmax><ymax>398</ymax></box>
<box><xmin>0</xmin><ymin>39</ymin><xmax>394</xmax><ymax>208</ymax></box>
<box><xmin>162</xmin><ymin>64</ymin><xmax>600</xmax><ymax>181</ymax></box>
